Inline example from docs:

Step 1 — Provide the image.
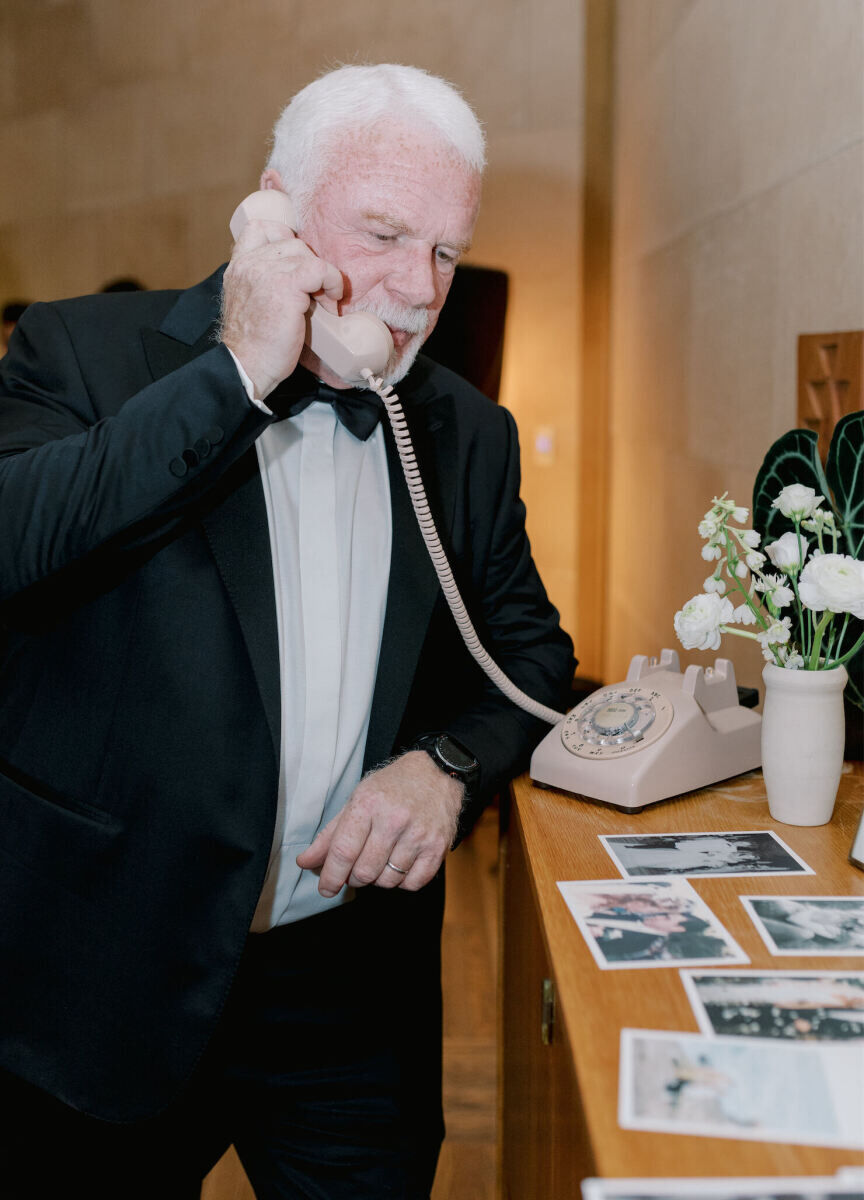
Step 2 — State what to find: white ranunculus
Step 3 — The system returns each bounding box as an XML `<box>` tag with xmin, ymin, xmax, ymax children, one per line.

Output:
<box><xmin>673</xmin><ymin>593</ymin><xmax>734</xmax><ymax>651</ymax></box>
<box><xmin>798</xmin><ymin>553</ymin><xmax>864</xmax><ymax>618</ymax></box>
<box><xmin>765</xmin><ymin>530</ymin><xmax>809</xmax><ymax>573</ymax></box>
<box><xmin>772</xmin><ymin>484</ymin><xmax>824</xmax><ymax>520</ymax></box>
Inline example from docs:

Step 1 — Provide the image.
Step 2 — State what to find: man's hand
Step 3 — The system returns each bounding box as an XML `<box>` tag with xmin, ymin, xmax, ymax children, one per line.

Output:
<box><xmin>296</xmin><ymin>751</ymin><xmax>464</xmax><ymax>896</ymax></box>
<box><xmin>220</xmin><ymin>218</ymin><xmax>343</xmax><ymax>401</ymax></box>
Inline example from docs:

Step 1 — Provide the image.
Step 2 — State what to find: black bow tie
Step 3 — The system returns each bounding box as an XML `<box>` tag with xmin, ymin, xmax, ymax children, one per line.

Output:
<box><xmin>267</xmin><ymin>367</ymin><xmax>384</xmax><ymax>441</ymax></box>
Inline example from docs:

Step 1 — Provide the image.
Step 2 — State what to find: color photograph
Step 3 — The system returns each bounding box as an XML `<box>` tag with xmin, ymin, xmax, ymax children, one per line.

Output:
<box><xmin>679</xmin><ymin>969</ymin><xmax>864</xmax><ymax>1040</ymax></box>
<box><xmin>557</xmin><ymin>877</ymin><xmax>749</xmax><ymax>970</ymax></box>
<box><xmin>582</xmin><ymin>1176</ymin><xmax>864</xmax><ymax>1200</ymax></box>
<box><xmin>618</xmin><ymin>1028</ymin><xmax>864</xmax><ymax>1149</ymax></box>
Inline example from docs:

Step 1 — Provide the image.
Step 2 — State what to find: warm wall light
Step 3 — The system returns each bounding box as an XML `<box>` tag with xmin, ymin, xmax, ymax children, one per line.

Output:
<box><xmin>533</xmin><ymin>425</ymin><xmax>556</xmax><ymax>465</ymax></box>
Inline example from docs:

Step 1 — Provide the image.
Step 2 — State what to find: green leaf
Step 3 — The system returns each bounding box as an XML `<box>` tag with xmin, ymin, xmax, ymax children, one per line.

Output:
<box><xmin>752</xmin><ymin>429</ymin><xmax>832</xmax><ymax>545</ymax></box>
<box><xmin>826</xmin><ymin>411</ymin><xmax>864</xmax><ymax>558</ymax></box>
<box><xmin>752</xmin><ymin>413</ymin><xmax>864</xmax><ymax>716</ymax></box>
<box><xmin>825</xmin><ymin>412</ymin><xmax>864</xmax><ymax>717</ymax></box>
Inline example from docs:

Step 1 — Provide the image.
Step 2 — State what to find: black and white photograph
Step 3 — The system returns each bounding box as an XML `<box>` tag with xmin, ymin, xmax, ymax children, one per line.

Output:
<box><xmin>679</xmin><ymin>969</ymin><xmax>864</xmax><ymax>1041</ymax></box>
<box><xmin>618</xmin><ymin>1028</ymin><xmax>864</xmax><ymax>1149</ymax></box>
<box><xmin>741</xmin><ymin>897</ymin><xmax>864</xmax><ymax>957</ymax></box>
<box><xmin>556</xmin><ymin>877</ymin><xmax>749</xmax><ymax>970</ymax></box>
<box><xmin>599</xmin><ymin>830</ymin><xmax>814</xmax><ymax>879</ymax></box>
<box><xmin>582</xmin><ymin>1175</ymin><xmax>864</xmax><ymax>1200</ymax></box>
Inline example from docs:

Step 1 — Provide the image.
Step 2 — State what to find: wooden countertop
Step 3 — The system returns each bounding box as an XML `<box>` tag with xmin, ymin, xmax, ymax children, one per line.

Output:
<box><xmin>509</xmin><ymin>763</ymin><xmax>864</xmax><ymax>1176</ymax></box>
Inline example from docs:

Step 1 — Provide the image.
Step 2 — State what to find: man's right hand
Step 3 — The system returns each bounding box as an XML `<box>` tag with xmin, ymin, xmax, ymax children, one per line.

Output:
<box><xmin>220</xmin><ymin>218</ymin><xmax>344</xmax><ymax>401</ymax></box>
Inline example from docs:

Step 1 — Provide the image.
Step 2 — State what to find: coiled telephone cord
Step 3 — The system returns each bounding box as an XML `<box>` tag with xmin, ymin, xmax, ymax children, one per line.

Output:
<box><xmin>362</xmin><ymin>367</ymin><xmax>565</xmax><ymax>726</ymax></box>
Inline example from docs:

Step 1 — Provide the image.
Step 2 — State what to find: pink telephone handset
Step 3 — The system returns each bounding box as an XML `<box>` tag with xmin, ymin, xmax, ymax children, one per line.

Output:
<box><xmin>229</xmin><ymin>190</ymin><xmax>393</xmax><ymax>385</ymax></box>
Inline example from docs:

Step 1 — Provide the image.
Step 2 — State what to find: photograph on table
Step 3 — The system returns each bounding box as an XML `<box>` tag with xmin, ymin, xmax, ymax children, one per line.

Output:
<box><xmin>556</xmin><ymin>877</ymin><xmax>749</xmax><ymax>970</ymax></box>
<box><xmin>679</xmin><ymin>969</ymin><xmax>864</xmax><ymax>1041</ymax></box>
<box><xmin>582</xmin><ymin>1174</ymin><xmax>864</xmax><ymax>1200</ymax></box>
<box><xmin>851</xmin><ymin>808</ymin><xmax>864</xmax><ymax>872</ymax></box>
<box><xmin>618</xmin><ymin>1027</ymin><xmax>864</xmax><ymax>1149</ymax></box>
<box><xmin>741</xmin><ymin>896</ymin><xmax>864</xmax><ymax>956</ymax></box>
<box><xmin>599</xmin><ymin>830</ymin><xmax>814</xmax><ymax>879</ymax></box>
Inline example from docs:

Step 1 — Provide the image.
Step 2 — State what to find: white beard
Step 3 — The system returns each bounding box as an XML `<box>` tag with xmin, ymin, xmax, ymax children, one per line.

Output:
<box><xmin>352</xmin><ymin>298</ymin><xmax>430</xmax><ymax>387</ymax></box>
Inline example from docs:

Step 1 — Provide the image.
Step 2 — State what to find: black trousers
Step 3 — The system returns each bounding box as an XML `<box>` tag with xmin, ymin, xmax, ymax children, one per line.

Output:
<box><xmin>0</xmin><ymin>894</ymin><xmax>445</xmax><ymax>1199</ymax></box>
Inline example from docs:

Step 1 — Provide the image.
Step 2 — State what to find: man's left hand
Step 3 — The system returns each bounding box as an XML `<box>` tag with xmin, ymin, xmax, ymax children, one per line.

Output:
<box><xmin>295</xmin><ymin>752</ymin><xmax>464</xmax><ymax>896</ymax></box>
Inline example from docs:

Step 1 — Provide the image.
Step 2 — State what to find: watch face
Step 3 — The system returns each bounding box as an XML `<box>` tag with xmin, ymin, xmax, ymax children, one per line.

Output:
<box><xmin>438</xmin><ymin>736</ymin><xmax>477</xmax><ymax>772</ymax></box>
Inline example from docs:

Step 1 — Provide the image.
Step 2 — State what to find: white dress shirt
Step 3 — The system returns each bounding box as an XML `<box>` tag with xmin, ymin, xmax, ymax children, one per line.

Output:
<box><xmin>229</xmin><ymin>355</ymin><xmax>392</xmax><ymax>930</ymax></box>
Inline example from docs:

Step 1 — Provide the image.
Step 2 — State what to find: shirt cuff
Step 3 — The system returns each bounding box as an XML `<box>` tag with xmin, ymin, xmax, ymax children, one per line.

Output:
<box><xmin>226</xmin><ymin>347</ymin><xmax>274</xmax><ymax>416</ymax></box>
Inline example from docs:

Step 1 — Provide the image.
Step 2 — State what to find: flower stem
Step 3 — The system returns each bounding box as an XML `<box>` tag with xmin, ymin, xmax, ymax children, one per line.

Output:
<box><xmin>720</xmin><ymin>624</ymin><xmax>785</xmax><ymax>666</ymax></box>
<box><xmin>791</xmin><ymin>520</ymin><xmax>810</xmax><ymax>657</ymax></box>
<box><xmin>830</xmin><ymin>613</ymin><xmax>851</xmax><ymax>660</ymax></box>
<box><xmin>789</xmin><ymin>574</ymin><xmax>809</xmax><ymax>658</ymax></box>
<box><xmin>723</xmin><ymin>532</ymin><xmax>769</xmax><ymax>627</ymax></box>
<box><xmin>827</xmin><ymin>627</ymin><xmax>864</xmax><ymax>670</ymax></box>
<box><xmin>807</xmin><ymin>610</ymin><xmax>835</xmax><ymax>669</ymax></box>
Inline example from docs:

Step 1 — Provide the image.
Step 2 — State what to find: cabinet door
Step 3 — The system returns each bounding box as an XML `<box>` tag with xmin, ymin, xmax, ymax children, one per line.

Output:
<box><xmin>500</xmin><ymin>807</ymin><xmax>594</xmax><ymax>1197</ymax></box>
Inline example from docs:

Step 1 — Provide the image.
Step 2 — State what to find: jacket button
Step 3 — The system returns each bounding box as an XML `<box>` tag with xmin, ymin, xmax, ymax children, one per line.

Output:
<box><xmin>169</xmin><ymin>456</ymin><xmax>187</xmax><ymax>478</ymax></box>
<box><xmin>193</xmin><ymin>438</ymin><xmax>211</xmax><ymax>458</ymax></box>
<box><xmin>206</xmin><ymin>425</ymin><xmax>225</xmax><ymax>445</ymax></box>
<box><xmin>182</xmin><ymin>448</ymin><xmax>199</xmax><ymax>469</ymax></box>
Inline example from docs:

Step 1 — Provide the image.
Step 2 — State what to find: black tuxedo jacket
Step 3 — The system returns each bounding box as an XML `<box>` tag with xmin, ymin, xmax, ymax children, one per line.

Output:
<box><xmin>0</xmin><ymin>267</ymin><xmax>574</xmax><ymax>1121</ymax></box>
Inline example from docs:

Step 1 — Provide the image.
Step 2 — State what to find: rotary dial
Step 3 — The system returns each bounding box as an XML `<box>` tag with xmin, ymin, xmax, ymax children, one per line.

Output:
<box><xmin>561</xmin><ymin>686</ymin><xmax>674</xmax><ymax>760</ymax></box>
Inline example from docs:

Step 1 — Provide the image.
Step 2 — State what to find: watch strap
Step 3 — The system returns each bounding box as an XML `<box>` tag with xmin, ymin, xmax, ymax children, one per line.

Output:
<box><xmin>413</xmin><ymin>731</ymin><xmax>480</xmax><ymax>795</ymax></box>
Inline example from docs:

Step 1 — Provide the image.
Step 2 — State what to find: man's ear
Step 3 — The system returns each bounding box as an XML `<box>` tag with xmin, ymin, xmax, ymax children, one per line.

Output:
<box><xmin>259</xmin><ymin>168</ymin><xmax>285</xmax><ymax>192</ymax></box>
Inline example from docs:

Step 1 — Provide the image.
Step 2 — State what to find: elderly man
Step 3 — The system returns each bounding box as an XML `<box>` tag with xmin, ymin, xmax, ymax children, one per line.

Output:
<box><xmin>0</xmin><ymin>64</ymin><xmax>573</xmax><ymax>1198</ymax></box>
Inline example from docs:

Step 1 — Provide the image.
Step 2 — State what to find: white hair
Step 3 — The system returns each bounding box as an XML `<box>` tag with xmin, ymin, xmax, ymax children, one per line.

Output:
<box><xmin>265</xmin><ymin>63</ymin><xmax>486</xmax><ymax>221</ymax></box>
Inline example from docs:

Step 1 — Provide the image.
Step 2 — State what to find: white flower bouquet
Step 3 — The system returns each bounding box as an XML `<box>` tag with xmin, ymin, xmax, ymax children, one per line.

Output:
<box><xmin>674</xmin><ymin>485</ymin><xmax>864</xmax><ymax>672</ymax></box>
<box><xmin>674</xmin><ymin>411</ymin><xmax>864</xmax><ymax>713</ymax></box>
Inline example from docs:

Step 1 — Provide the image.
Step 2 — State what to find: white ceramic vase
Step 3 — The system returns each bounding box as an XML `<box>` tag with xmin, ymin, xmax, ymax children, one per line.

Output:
<box><xmin>760</xmin><ymin>662</ymin><xmax>848</xmax><ymax>826</ymax></box>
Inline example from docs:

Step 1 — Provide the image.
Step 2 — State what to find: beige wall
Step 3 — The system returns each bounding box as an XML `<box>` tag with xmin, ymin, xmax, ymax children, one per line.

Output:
<box><xmin>0</xmin><ymin>0</ymin><xmax>584</xmax><ymax>640</ymax></box>
<box><xmin>606</xmin><ymin>0</ymin><xmax>864</xmax><ymax>694</ymax></box>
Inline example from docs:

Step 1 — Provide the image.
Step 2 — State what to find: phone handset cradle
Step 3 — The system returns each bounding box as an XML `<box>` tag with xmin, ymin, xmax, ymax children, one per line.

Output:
<box><xmin>529</xmin><ymin>649</ymin><xmax>762</xmax><ymax>810</ymax></box>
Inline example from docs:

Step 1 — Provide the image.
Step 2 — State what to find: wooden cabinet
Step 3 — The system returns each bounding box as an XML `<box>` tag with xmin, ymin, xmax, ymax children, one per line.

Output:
<box><xmin>500</xmin><ymin>809</ymin><xmax>589</xmax><ymax>1197</ymax></box>
<box><xmin>499</xmin><ymin>766</ymin><xmax>864</xmax><ymax>1192</ymax></box>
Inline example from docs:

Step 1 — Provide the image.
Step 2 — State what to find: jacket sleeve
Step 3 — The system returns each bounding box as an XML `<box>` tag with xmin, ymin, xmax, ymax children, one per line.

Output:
<box><xmin>0</xmin><ymin>301</ymin><xmax>270</xmax><ymax>606</ymax></box>
<box><xmin>420</xmin><ymin>402</ymin><xmax>576</xmax><ymax>832</ymax></box>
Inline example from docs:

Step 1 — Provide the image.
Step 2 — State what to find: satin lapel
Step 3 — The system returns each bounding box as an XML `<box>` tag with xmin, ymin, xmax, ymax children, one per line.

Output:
<box><xmin>364</xmin><ymin>386</ymin><xmax>459</xmax><ymax>770</ymax></box>
<box><xmin>141</xmin><ymin>271</ymin><xmax>281</xmax><ymax>765</ymax></box>
<box><xmin>140</xmin><ymin>264</ymin><xmax>225</xmax><ymax>380</ymax></box>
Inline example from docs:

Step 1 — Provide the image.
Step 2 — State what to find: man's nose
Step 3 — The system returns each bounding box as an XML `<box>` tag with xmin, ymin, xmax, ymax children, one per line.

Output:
<box><xmin>387</xmin><ymin>243</ymin><xmax>438</xmax><ymax>309</ymax></box>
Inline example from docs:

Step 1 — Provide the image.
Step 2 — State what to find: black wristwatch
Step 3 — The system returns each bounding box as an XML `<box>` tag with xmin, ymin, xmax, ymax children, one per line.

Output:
<box><xmin>413</xmin><ymin>732</ymin><xmax>480</xmax><ymax>796</ymax></box>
